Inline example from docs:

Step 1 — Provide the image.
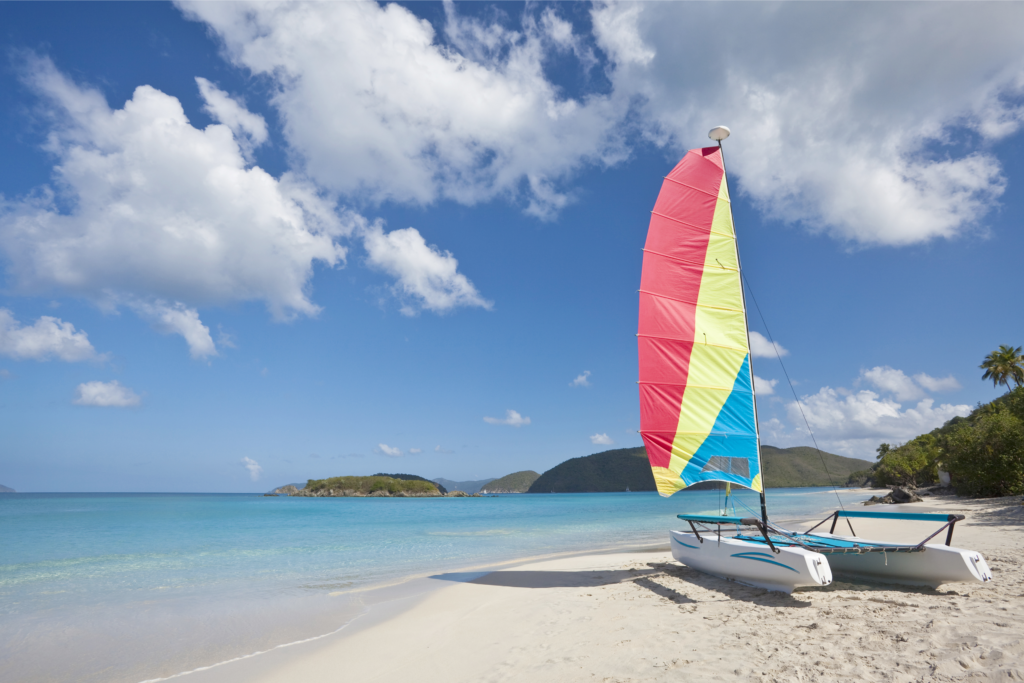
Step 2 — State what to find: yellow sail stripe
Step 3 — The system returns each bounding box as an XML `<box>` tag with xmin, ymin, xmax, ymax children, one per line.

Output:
<box><xmin>660</xmin><ymin>173</ymin><xmax>747</xmax><ymax>495</ymax></box>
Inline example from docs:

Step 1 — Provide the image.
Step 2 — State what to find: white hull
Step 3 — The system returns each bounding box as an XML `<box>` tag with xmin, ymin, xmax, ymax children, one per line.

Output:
<box><xmin>669</xmin><ymin>530</ymin><xmax>831</xmax><ymax>593</ymax></box>
<box><xmin>813</xmin><ymin>533</ymin><xmax>993</xmax><ymax>588</ymax></box>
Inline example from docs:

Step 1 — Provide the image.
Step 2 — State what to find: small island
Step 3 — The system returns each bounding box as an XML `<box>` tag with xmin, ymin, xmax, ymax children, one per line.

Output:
<box><xmin>275</xmin><ymin>475</ymin><xmax>481</xmax><ymax>497</ymax></box>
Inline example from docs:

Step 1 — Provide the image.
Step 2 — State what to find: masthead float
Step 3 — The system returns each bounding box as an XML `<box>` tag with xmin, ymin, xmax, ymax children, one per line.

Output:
<box><xmin>637</xmin><ymin>126</ymin><xmax>994</xmax><ymax>593</ymax></box>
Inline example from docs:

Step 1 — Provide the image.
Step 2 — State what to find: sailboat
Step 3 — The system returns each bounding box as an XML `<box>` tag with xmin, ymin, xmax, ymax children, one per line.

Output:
<box><xmin>637</xmin><ymin>126</ymin><xmax>994</xmax><ymax>593</ymax></box>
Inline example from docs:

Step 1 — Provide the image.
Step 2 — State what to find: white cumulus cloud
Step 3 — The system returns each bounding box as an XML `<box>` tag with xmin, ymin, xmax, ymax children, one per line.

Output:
<box><xmin>409</xmin><ymin>448</ymin><xmax>422</xmax><ymax>454</ymax></box>
<box><xmin>591</xmin><ymin>2</ymin><xmax>1024</xmax><ymax>246</ymax></box>
<box><xmin>178</xmin><ymin>0</ymin><xmax>627</xmax><ymax>219</ymax></box>
<box><xmin>361</xmin><ymin>222</ymin><xmax>491</xmax><ymax>316</ymax></box>
<box><xmin>195</xmin><ymin>76</ymin><xmax>267</xmax><ymax>159</ymax></box>
<box><xmin>861</xmin><ymin>366</ymin><xmax>925</xmax><ymax>402</ymax></box>
<box><xmin>73</xmin><ymin>380</ymin><xmax>141</xmax><ymax>407</ymax></box>
<box><xmin>749</xmin><ymin>331</ymin><xmax>788</xmax><ymax>359</ymax></box>
<box><xmin>754</xmin><ymin>375</ymin><xmax>777</xmax><ymax>396</ymax></box>
<box><xmin>484</xmin><ymin>409</ymin><xmax>531</xmax><ymax>427</ymax></box>
<box><xmin>590</xmin><ymin>433</ymin><xmax>613</xmax><ymax>445</ymax></box>
<box><xmin>913</xmin><ymin>373</ymin><xmax>962</xmax><ymax>393</ymax></box>
<box><xmin>787</xmin><ymin>388</ymin><xmax>969</xmax><ymax>458</ymax></box>
<box><xmin>0</xmin><ymin>56</ymin><xmax>348</xmax><ymax>354</ymax></box>
<box><xmin>0</xmin><ymin>309</ymin><xmax>102</xmax><ymax>362</ymax></box>
<box><xmin>570</xmin><ymin>370</ymin><xmax>591</xmax><ymax>387</ymax></box>
<box><xmin>130</xmin><ymin>301</ymin><xmax>216</xmax><ymax>359</ymax></box>
<box><xmin>375</xmin><ymin>443</ymin><xmax>403</xmax><ymax>457</ymax></box>
<box><xmin>241</xmin><ymin>456</ymin><xmax>262</xmax><ymax>481</ymax></box>
<box><xmin>861</xmin><ymin>366</ymin><xmax>963</xmax><ymax>401</ymax></box>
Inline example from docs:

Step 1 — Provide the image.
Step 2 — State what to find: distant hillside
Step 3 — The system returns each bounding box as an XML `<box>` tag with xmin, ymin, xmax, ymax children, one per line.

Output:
<box><xmin>529</xmin><ymin>448</ymin><xmax>654</xmax><ymax>493</ymax></box>
<box><xmin>269</xmin><ymin>482</ymin><xmax>306</xmax><ymax>494</ymax></box>
<box><xmin>480</xmin><ymin>470</ymin><xmax>539</xmax><ymax>493</ymax></box>
<box><xmin>527</xmin><ymin>446</ymin><xmax>869</xmax><ymax>493</ymax></box>
<box><xmin>433</xmin><ymin>477</ymin><xmax>495</xmax><ymax>494</ymax></box>
<box><xmin>0</xmin><ymin>484</ymin><xmax>14</xmax><ymax>493</ymax></box>
<box><xmin>760</xmin><ymin>446</ymin><xmax>872</xmax><ymax>488</ymax></box>
<box><xmin>375</xmin><ymin>473</ymin><xmax>448</xmax><ymax>495</ymax></box>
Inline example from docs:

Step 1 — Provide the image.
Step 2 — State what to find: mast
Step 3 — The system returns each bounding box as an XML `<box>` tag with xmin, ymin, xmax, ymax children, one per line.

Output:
<box><xmin>709</xmin><ymin>125</ymin><xmax>769</xmax><ymax>527</ymax></box>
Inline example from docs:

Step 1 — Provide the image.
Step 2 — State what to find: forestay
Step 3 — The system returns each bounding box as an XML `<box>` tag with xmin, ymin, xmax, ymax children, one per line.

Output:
<box><xmin>638</xmin><ymin>146</ymin><xmax>762</xmax><ymax>497</ymax></box>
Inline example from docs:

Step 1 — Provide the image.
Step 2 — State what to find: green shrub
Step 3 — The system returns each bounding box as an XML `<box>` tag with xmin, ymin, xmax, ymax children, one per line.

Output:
<box><xmin>943</xmin><ymin>408</ymin><xmax>1024</xmax><ymax>498</ymax></box>
<box><xmin>873</xmin><ymin>435</ymin><xmax>940</xmax><ymax>488</ymax></box>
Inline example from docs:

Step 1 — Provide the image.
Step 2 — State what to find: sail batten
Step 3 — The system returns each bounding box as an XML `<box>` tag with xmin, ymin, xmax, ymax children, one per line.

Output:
<box><xmin>638</xmin><ymin>146</ymin><xmax>762</xmax><ymax>498</ymax></box>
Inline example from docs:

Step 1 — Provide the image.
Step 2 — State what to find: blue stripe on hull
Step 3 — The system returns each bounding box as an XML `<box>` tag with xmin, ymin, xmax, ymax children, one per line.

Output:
<box><xmin>672</xmin><ymin>536</ymin><xmax>700</xmax><ymax>550</ymax></box>
<box><xmin>731</xmin><ymin>551</ymin><xmax>799</xmax><ymax>573</ymax></box>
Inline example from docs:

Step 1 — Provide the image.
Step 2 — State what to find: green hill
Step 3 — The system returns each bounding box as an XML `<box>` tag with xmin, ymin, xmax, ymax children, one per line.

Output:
<box><xmin>760</xmin><ymin>446</ymin><xmax>872</xmax><ymax>488</ymax></box>
<box><xmin>528</xmin><ymin>448</ymin><xmax>654</xmax><ymax>493</ymax></box>
<box><xmin>527</xmin><ymin>446</ymin><xmax>870</xmax><ymax>493</ymax></box>
<box><xmin>480</xmin><ymin>470</ymin><xmax>540</xmax><ymax>493</ymax></box>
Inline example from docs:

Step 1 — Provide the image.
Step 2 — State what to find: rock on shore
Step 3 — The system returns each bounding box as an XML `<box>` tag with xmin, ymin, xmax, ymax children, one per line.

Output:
<box><xmin>863</xmin><ymin>486</ymin><xmax>924</xmax><ymax>505</ymax></box>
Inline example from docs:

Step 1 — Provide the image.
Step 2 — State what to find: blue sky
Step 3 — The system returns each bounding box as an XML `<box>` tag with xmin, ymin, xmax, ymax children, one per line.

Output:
<box><xmin>1</xmin><ymin>2</ymin><xmax>1022</xmax><ymax>492</ymax></box>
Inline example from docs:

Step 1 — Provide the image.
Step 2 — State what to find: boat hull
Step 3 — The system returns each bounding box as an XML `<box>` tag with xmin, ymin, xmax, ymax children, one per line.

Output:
<box><xmin>812</xmin><ymin>533</ymin><xmax>993</xmax><ymax>588</ymax></box>
<box><xmin>669</xmin><ymin>530</ymin><xmax>832</xmax><ymax>593</ymax></box>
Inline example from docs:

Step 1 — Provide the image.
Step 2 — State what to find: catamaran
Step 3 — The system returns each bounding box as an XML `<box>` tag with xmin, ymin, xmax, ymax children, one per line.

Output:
<box><xmin>637</xmin><ymin>126</ymin><xmax>994</xmax><ymax>593</ymax></box>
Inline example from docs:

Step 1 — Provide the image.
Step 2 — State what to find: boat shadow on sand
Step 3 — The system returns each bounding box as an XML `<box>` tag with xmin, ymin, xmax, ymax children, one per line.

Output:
<box><xmin>640</xmin><ymin>560</ymin><xmax>963</xmax><ymax>607</ymax></box>
<box><xmin>431</xmin><ymin>560</ymin><xmax>962</xmax><ymax>606</ymax></box>
<box><xmin>430</xmin><ymin>568</ymin><xmax>664</xmax><ymax>590</ymax></box>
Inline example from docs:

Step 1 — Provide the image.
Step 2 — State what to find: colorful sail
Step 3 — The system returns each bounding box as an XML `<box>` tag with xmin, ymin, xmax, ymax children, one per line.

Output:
<box><xmin>638</xmin><ymin>146</ymin><xmax>762</xmax><ymax>497</ymax></box>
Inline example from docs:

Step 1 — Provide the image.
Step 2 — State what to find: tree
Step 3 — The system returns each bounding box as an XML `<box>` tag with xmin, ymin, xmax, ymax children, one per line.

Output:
<box><xmin>874</xmin><ymin>435</ymin><xmax>940</xmax><ymax>488</ymax></box>
<box><xmin>944</xmin><ymin>408</ymin><xmax>1024</xmax><ymax>498</ymax></box>
<box><xmin>980</xmin><ymin>345</ymin><xmax>1024</xmax><ymax>391</ymax></box>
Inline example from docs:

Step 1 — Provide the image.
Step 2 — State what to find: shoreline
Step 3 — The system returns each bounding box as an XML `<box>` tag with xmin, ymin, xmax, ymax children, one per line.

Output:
<box><xmin>137</xmin><ymin>539</ymin><xmax>676</xmax><ymax>683</ymax></box>
<box><xmin>133</xmin><ymin>489</ymin><xmax>884</xmax><ymax>682</ymax></box>
<box><xmin>178</xmin><ymin>494</ymin><xmax>1023</xmax><ymax>683</ymax></box>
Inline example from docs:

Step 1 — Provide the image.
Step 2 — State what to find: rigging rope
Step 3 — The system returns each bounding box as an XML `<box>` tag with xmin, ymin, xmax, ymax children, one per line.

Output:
<box><xmin>741</xmin><ymin>273</ymin><xmax>851</xmax><ymax>526</ymax></box>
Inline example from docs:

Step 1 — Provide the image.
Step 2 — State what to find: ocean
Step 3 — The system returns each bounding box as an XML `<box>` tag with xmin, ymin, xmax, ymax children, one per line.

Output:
<box><xmin>0</xmin><ymin>487</ymin><xmax>869</xmax><ymax>682</ymax></box>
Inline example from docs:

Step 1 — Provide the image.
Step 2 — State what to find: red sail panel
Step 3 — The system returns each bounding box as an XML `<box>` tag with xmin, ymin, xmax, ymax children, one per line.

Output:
<box><xmin>638</xmin><ymin>148</ymin><xmax>724</xmax><ymax>470</ymax></box>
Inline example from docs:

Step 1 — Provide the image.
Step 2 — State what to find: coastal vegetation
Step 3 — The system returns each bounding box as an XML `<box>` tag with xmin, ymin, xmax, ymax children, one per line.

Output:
<box><xmin>298</xmin><ymin>475</ymin><xmax>443</xmax><ymax>497</ymax></box>
<box><xmin>856</xmin><ymin>346</ymin><xmax>1024</xmax><ymax>497</ymax></box>
<box><xmin>980</xmin><ymin>344</ymin><xmax>1024</xmax><ymax>391</ymax></box>
<box><xmin>480</xmin><ymin>470</ymin><xmax>540</xmax><ymax>493</ymax></box>
<box><xmin>862</xmin><ymin>385</ymin><xmax>1024</xmax><ymax>498</ymax></box>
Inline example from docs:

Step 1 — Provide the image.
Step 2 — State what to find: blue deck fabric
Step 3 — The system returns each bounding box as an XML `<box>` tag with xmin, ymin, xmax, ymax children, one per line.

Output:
<box><xmin>734</xmin><ymin>534</ymin><xmax>892</xmax><ymax>549</ymax></box>
<box><xmin>677</xmin><ymin>514</ymin><xmax>750</xmax><ymax>525</ymax></box>
<box><xmin>836</xmin><ymin>510</ymin><xmax>957</xmax><ymax>522</ymax></box>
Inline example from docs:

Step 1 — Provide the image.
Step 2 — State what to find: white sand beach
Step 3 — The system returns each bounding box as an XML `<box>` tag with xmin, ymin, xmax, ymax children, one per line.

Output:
<box><xmin>187</xmin><ymin>495</ymin><xmax>1023</xmax><ymax>683</ymax></box>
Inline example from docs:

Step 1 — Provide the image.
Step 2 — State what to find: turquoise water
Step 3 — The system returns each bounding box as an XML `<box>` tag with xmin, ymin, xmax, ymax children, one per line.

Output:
<box><xmin>0</xmin><ymin>488</ymin><xmax>868</xmax><ymax>682</ymax></box>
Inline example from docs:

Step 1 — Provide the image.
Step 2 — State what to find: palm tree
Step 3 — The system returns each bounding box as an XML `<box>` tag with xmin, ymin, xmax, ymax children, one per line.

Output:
<box><xmin>980</xmin><ymin>345</ymin><xmax>1024</xmax><ymax>391</ymax></box>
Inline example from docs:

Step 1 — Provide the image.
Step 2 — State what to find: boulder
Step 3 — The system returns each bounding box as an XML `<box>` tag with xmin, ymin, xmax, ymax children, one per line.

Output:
<box><xmin>447</xmin><ymin>490</ymin><xmax>470</xmax><ymax>497</ymax></box>
<box><xmin>890</xmin><ymin>487</ymin><xmax>923</xmax><ymax>504</ymax></box>
<box><xmin>862</xmin><ymin>487</ymin><xmax>923</xmax><ymax>506</ymax></box>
